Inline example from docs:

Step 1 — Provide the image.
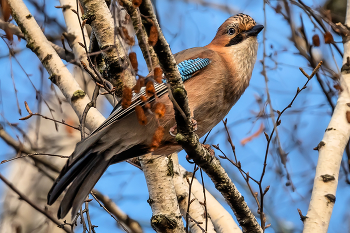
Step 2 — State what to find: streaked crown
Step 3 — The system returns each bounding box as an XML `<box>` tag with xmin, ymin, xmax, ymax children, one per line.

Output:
<box><xmin>217</xmin><ymin>13</ymin><xmax>256</xmax><ymax>35</ymax></box>
<box><xmin>210</xmin><ymin>13</ymin><xmax>262</xmax><ymax>47</ymax></box>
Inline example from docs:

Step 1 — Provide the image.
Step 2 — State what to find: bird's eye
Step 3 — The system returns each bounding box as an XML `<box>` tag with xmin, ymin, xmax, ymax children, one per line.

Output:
<box><xmin>228</xmin><ymin>28</ymin><xmax>235</xmax><ymax>35</ymax></box>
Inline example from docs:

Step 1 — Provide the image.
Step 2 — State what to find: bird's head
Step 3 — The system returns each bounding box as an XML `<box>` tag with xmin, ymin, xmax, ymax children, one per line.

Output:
<box><xmin>209</xmin><ymin>13</ymin><xmax>263</xmax><ymax>49</ymax></box>
<box><xmin>207</xmin><ymin>14</ymin><xmax>263</xmax><ymax>80</ymax></box>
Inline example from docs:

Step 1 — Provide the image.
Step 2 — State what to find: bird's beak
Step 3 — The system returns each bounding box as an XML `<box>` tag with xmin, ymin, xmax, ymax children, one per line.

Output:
<box><xmin>244</xmin><ymin>25</ymin><xmax>264</xmax><ymax>37</ymax></box>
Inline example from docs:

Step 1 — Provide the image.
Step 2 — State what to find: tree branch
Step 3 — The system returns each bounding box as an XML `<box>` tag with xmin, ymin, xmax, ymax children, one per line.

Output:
<box><xmin>8</xmin><ymin>0</ymin><xmax>105</xmax><ymax>132</ymax></box>
<box><xmin>139</xmin><ymin>153</ymin><xmax>185</xmax><ymax>233</ymax></box>
<box><xmin>79</xmin><ymin>0</ymin><xmax>135</xmax><ymax>96</ymax></box>
<box><xmin>171</xmin><ymin>154</ymin><xmax>216</xmax><ymax>233</ymax></box>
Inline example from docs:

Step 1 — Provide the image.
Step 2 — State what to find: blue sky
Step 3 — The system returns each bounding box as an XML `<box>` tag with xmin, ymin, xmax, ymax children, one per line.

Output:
<box><xmin>1</xmin><ymin>0</ymin><xmax>348</xmax><ymax>232</ymax></box>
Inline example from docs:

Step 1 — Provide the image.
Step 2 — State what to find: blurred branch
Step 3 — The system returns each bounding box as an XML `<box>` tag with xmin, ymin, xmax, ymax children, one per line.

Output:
<box><xmin>303</xmin><ymin>1</ymin><xmax>350</xmax><ymax>232</ymax></box>
<box><xmin>262</xmin><ymin>1</ymin><xmax>290</xmax><ymax>189</ymax></box>
<box><xmin>177</xmin><ymin>0</ymin><xmax>238</xmax><ymax>15</ymax></box>
<box><xmin>27</xmin><ymin>0</ymin><xmax>66</xmax><ymax>31</ymax></box>
<box><xmin>296</xmin><ymin>0</ymin><xmax>343</xmax><ymax>56</ymax></box>
<box><xmin>279</xmin><ymin>1</ymin><xmax>336</xmax><ymax>111</ymax></box>
<box><xmin>1</xmin><ymin>123</ymin><xmax>140</xmax><ymax>232</ymax></box>
<box><xmin>0</xmin><ymin>125</ymin><xmax>62</xmax><ymax>173</ymax></box>
<box><xmin>0</xmin><ymin>173</ymin><xmax>72</xmax><ymax>233</ymax></box>
<box><xmin>92</xmin><ymin>190</ymin><xmax>143</xmax><ymax>233</ymax></box>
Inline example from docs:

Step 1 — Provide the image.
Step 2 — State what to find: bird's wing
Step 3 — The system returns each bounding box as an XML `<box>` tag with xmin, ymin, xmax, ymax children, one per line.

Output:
<box><xmin>90</xmin><ymin>47</ymin><xmax>213</xmax><ymax>136</ymax></box>
<box><xmin>89</xmin><ymin>82</ymin><xmax>168</xmax><ymax>136</ymax></box>
<box><xmin>48</xmin><ymin>47</ymin><xmax>215</xmax><ymax>217</ymax></box>
<box><xmin>59</xmin><ymin>47</ymin><xmax>214</xmax><ymax>170</ymax></box>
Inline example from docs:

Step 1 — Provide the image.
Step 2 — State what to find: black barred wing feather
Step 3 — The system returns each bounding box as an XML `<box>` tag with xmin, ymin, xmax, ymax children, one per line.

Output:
<box><xmin>90</xmin><ymin>57</ymin><xmax>210</xmax><ymax>136</ymax></box>
<box><xmin>89</xmin><ymin>82</ymin><xmax>168</xmax><ymax>135</ymax></box>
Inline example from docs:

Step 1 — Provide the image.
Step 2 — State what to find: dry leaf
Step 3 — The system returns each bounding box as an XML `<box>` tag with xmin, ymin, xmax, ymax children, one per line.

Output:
<box><xmin>241</xmin><ymin>123</ymin><xmax>264</xmax><ymax>146</ymax></box>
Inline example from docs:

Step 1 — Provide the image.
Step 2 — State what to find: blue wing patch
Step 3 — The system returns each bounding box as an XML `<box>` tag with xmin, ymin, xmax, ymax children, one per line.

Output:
<box><xmin>177</xmin><ymin>58</ymin><xmax>210</xmax><ymax>81</ymax></box>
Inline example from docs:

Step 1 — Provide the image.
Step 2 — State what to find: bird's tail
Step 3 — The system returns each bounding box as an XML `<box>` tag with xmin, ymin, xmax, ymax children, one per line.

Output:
<box><xmin>47</xmin><ymin>150</ymin><xmax>110</xmax><ymax>219</ymax></box>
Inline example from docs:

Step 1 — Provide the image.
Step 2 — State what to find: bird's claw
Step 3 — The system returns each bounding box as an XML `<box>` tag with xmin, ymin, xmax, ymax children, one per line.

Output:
<box><xmin>168</xmin><ymin>117</ymin><xmax>197</xmax><ymax>137</ymax></box>
<box><xmin>191</xmin><ymin>118</ymin><xmax>197</xmax><ymax>132</ymax></box>
<box><xmin>169</xmin><ymin>118</ymin><xmax>197</xmax><ymax>137</ymax></box>
<box><xmin>169</xmin><ymin>125</ymin><xmax>177</xmax><ymax>137</ymax></box>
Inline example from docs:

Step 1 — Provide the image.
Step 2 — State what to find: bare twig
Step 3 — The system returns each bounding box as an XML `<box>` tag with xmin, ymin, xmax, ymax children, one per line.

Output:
<box><xmin>90</xmin><ymin>192</ymin><xmax>130</xmax><ymax>233</ymax></box>
<box><xmin>81</xmin><ymin>85</ymin><xmax>100</xmax><ymax>139</ymax></box>
<box><xmin>19</xmin><ymin>101</ymin><xmax>80</xmax><ymax>131</ymax></box>
<box><xmin>186</xmin><ymin>164</ymin><xmax>198</xmax><ymax>233</ymax></box>
<box><xmin>259</xmin><ymin>61</ymin><xmax>323</xmax><ymax>230</ymax></box>
<box><xmin>1</xmin><ymin>153</ymin><xmax>69</xmax><ymax>164</ymax></box>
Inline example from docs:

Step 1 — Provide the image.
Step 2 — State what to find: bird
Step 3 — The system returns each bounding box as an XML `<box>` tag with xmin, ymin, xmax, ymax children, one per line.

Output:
<box><xmin>47</xmin><ymin>13</ymin><xmax>263</xmax><ymax>219</ymax></box>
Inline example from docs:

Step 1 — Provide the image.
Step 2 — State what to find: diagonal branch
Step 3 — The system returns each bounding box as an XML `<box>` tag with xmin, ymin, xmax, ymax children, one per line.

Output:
<box><xmin>7</xmin><ymin>0</ymin><xmax>105</xmax><ymax>132</ymax></box>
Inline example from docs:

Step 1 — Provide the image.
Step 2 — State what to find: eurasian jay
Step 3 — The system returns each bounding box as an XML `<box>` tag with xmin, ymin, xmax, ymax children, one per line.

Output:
<box><xmin>47</xmin><ymin>13</ymin><xmax>263</xmax><ymax>219</ymax></box>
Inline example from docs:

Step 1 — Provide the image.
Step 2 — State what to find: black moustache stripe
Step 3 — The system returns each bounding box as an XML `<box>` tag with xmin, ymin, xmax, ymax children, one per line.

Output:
<box><xmin>225</xmin><ymin>34</ymin><xmax>244</xmax><ymax>47</ymax></box>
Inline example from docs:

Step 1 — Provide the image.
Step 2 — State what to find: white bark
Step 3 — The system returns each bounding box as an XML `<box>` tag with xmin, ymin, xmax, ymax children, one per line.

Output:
<box><xmin>140</xmin><ymin>154</ymin><xmax>185</xmax><ymax>233</ymax></box>
<box><xmin>59</xmin><ymin>0</ymin><xmax>90</xmax><ymax>58</ymax></box>
<box><xmin>303</xmin><ymin>1</ymin><xmax>350</xmax><ymax>232</ymax></box>
<box><xmin>8</xmin><ymin>0</ymin><xmax>105</xmax><ymax>132</ymax></box>
<box><xmin>179</xmin><ymin>166</ymin><xmax>242</xmax><ymax>233</ymax></box>
<box><xmin>79</xmin><ymin>0</ymin><xmax>135</xmax><ymax>89</ymax></box>
<box><xmin>172</xmin><ymin>154</ymin><xmax>216</xmax><ymax>233</ymax></box>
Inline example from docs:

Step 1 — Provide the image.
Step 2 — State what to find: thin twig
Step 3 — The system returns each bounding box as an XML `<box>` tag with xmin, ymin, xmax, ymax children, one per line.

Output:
<box><xmin>186</xmin><ymin>164</ymin><xmax>198</xmax><ymax>233</ymax></box>
<box><xmin>90</xmin><ymin>192</ymin><xmax>130</xmax><ymax>233</ymax></box>
<box><xmin>19</xmin><ymin>111</ymin><xmax>80</xmax><ymax>131</ymax></box>
<box><xmin>187</xmin><ymin>214</ymin><xmax>206</xmax><ymax>233</ymax></box>
<box><xmin>199</xmin><ymin>168</ymin><xmax>208</xmax><ymax>232</ymax></box>
<box><xmin>81</xmin><ymin>85</ymin><xmax>100</xmax><ymax>139</ymax></box>
<box><xmin>1</xmin><ymin>153</ymin><xmax>69</xmax><ymax>164</ymax></box>
<box><xmin>258</xmin><ymin>61</ymin><xmax>323</xmax><ymax>230</ymax></box>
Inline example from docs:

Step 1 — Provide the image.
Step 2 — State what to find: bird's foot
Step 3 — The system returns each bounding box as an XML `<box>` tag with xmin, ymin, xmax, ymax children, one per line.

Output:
<box><xmin>203</xmin><ymin>144</ymin><xmax>215</xmax><ymax>157</ymax></box>
<box><xmin>169</xmin><ymin>125</ymin><xmax>177</xmax><ymax>137</ymax></box>
<box><xmin>191</xmin><ymin>118</ymin><xmax>197</xmax><ymax>132</ymax></box>
<box><xmin>169</xmin><ymin>118</ymin><xmax>197</xmax><ymax>137</ymax></box>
